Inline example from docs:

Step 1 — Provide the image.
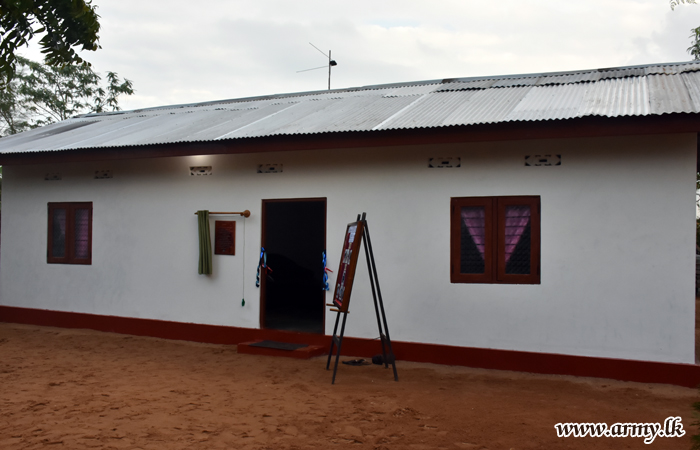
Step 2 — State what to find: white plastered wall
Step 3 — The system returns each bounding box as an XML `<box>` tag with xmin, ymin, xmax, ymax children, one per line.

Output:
<box><xmin>0</xmin><ymin>133</ymin><xmax>696</xmax><ymax>364</ymax></box>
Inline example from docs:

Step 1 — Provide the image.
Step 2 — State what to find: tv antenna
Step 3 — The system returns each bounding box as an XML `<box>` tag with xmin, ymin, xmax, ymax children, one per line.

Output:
<box><xmin>297</xmin><ymin>42</ymin><xmax>337</xmax><ymax>90</ymax></box>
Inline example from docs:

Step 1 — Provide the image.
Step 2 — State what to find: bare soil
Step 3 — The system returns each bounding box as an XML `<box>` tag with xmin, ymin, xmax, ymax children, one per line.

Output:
<box><xmin>0</xmin><ymin>322</ymin><xmax>697</xmax><ymax>450</ymax></box>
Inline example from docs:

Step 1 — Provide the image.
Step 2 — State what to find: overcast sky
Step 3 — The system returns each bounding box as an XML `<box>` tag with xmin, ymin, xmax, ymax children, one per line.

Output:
<box><xmin>21</xmin><ymin>0</ymin><xmax>700</xmax><ymax>111</ymax></box>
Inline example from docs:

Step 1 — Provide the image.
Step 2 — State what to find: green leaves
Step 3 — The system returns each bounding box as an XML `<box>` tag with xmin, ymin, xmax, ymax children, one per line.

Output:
<box><xmin>0</xmin><ymin>56</ymin><xmax>133</xmax><ymax>136</ymax></box>
<box><xmin>92</xmin><ymin>71</ymin><xmax>133</xmax><ymax>113</ymax></box>
<box><xmin>689</xmin><ymin>27</ymin><xmax>700</xmax><ymax>60</ymax></box>
<box><xmin>0</xmin><ymin>0</ymin><xmax>101</xmax><ymax>86</ymax></box>
<box><xmin>670</xmin><ymin>1</ymin><xmax>700</xmax><ymax>60</ymax></box>
<box><xmin>670</xmin><ymin>0</ymin><xmax>697</xmax><ymax>10</ymax></box>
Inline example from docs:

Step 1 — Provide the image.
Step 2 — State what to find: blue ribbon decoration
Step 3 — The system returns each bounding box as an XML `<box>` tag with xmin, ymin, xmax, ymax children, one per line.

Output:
<box><xmin>256</xmin><ymin>247</ymin><xmax>267</xmax><ymax>288</ymax></box>
<box><xmin>322</xmin><ymin>250</ymin><xmax>330</xmax><ymax>291</ymax></box>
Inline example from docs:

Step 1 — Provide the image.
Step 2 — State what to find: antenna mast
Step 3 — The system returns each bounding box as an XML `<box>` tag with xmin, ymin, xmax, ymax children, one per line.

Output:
<box><xmin>297</xmin><ymin>43</ymin><xmax>338</xmax><ymax>90</ymax></box>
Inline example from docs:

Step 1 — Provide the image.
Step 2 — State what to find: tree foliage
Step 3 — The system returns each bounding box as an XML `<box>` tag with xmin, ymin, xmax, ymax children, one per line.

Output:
<box><xmin>670</xmin><ymin>1</ymin><xmax>700</xmax><ymax>59</ymax></box>
<box><xmin>671</xmin><ymin>0</ymin><xmax>697</xmax><ymax>10</ymax></box>
<box><xmin>690</xmin><ymin>26</ymin><xmax>700</xmax><ymax>60</ymax></box>
<box><xmin>0</xmin><ymin>56</ymin><xmax>133</xmax><ymax>136</ymax></box>
<box><xmin>0</xmin><ymin>0</ymin><xmax>101</xmax><ymax>85</ymax></box>
<box><xmin>0</xmin><ymin>77</ymin><xmax>30</xmax><ymax>135</ymax></box>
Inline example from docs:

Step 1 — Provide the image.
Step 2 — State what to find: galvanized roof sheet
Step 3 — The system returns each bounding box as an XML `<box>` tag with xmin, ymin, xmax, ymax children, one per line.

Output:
<box><xmin>2</xmin><ymin>60</ymin><xmax>700</xmax><ymax>154</ymax></box>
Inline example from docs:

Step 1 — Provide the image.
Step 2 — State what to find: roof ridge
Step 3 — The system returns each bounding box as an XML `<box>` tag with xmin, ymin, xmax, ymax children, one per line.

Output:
<box><xmin>76</xmin><ymin>61</ymin><xmax>700</xmax><ymax>118</ymax></box>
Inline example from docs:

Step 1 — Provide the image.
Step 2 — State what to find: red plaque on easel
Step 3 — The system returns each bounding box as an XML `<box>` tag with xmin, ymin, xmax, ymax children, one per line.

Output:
<box><xmin>326</xmin><ymin>213</ymin><xmax>397</xmax><ymax>384</ymax></box>
<box><xmin>332</xmin><ymin>220</ymin><xmax>364</xmax><ymax>313</ymax></box>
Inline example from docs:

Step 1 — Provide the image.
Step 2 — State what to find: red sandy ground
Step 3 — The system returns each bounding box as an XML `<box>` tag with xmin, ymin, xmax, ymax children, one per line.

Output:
<box><xmin>0</xmin><ymin>322</ymin><xmax>697</xmax><ymax>450</ymax></box>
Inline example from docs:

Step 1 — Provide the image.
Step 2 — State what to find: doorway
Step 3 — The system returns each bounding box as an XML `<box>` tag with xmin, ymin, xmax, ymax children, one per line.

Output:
<box><xmin>261</xmin><ymin>198</ymin><xmax>326</xmax><ymax>333</ymax></box>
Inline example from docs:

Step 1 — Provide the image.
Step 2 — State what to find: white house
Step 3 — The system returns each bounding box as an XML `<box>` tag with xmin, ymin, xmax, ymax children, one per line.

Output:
<box><xmin>1</xmin><ymin>61</ymin><xmax>699</xmax><ymax>386</ymax></box>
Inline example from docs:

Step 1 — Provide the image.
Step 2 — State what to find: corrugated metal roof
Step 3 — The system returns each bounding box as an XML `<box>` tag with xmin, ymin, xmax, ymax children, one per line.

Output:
<box><xmin>580</xmin><ymin>76</ymin><xmax>650</xmax><ymax>117</ymax></box>
<box><xmin>3</xmin><ymin>60</ymin><xmax>700</xmax><ymax>154</ymax></box>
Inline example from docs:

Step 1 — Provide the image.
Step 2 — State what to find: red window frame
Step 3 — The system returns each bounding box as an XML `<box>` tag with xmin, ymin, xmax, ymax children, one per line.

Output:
<box><xmin>47</xmin><ymin>202</ymin><xmax>93</xmax><ymax>265</ymax></box>
<box><xmin>451</xmin><ymin>196</ymin><xmax>540</xmax><ymax>284</ymax></box>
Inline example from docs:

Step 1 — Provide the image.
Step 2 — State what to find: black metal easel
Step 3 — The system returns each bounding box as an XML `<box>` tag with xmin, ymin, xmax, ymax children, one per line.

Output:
<box><xmin>326</xmin><ymin>213</ymin><xmax>398</xmax><ymax>384</ymax></box>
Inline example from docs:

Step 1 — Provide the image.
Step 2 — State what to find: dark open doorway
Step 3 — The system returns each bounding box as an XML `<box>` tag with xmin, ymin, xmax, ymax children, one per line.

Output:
<box><xmin>261</xmin><ymin>198</ymin><xmax>326</xmax><ymax>334</ymax></box>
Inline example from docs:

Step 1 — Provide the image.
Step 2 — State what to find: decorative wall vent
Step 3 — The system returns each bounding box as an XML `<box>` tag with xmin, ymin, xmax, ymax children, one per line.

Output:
<box><xmin>525</xmin><ymin>155</ymin><xmax>561</xmax><ymax>166</ymax></box>
<box><xmin>428</xmin><ymin>157</ymin><xmax>461</xmax><ymax>168</ymax></box>
<box><xmin>44</xmin><ymin>173</ymin><xmax>61</xmax><ymax>181</ymax></box>
<box><xmin>190</xmin><ymin>166</ymin><xmax>212</xmax><ymax>176</ymax></box>
<box><xmin>94</xmin><ymin>169</ymin><xmax>113</xmax><ymax>179</ymax></box>
<box><xmin>258</xmin><ymin>164</ymin><xmax>283</xmax><ymax>174</ymax></box>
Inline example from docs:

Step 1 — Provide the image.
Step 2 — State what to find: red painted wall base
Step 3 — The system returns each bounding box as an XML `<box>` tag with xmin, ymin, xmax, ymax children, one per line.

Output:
<box><xmin>2</xmin><ymin>305</ymin><xmax>699</xmax><ymax>388</ymax></box>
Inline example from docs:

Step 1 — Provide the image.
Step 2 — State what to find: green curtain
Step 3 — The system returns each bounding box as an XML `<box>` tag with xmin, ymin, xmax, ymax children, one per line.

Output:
<box><xmin>197</xmin><ymin>210</ymin><xmax>212</xmax><ymax>275</ymax></box>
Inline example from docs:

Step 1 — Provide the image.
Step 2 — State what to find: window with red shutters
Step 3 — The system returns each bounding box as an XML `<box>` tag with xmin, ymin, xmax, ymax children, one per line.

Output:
<box><xmin>47</xmin><ymin>202</ymin><xmax>92</xmax><ymax>265</ymax></box>
<box><xmin>451</xmin><ymin>196</ymin><xmax>539</xmax><ymax>284</ymax></box>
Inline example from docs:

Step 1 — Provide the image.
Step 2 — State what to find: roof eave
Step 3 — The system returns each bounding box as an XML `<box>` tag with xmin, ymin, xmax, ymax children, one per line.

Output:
<box><xmin>1</xmin><ymin>114</ymin><xmax>699</xmax><ymax>166</ymax></box>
